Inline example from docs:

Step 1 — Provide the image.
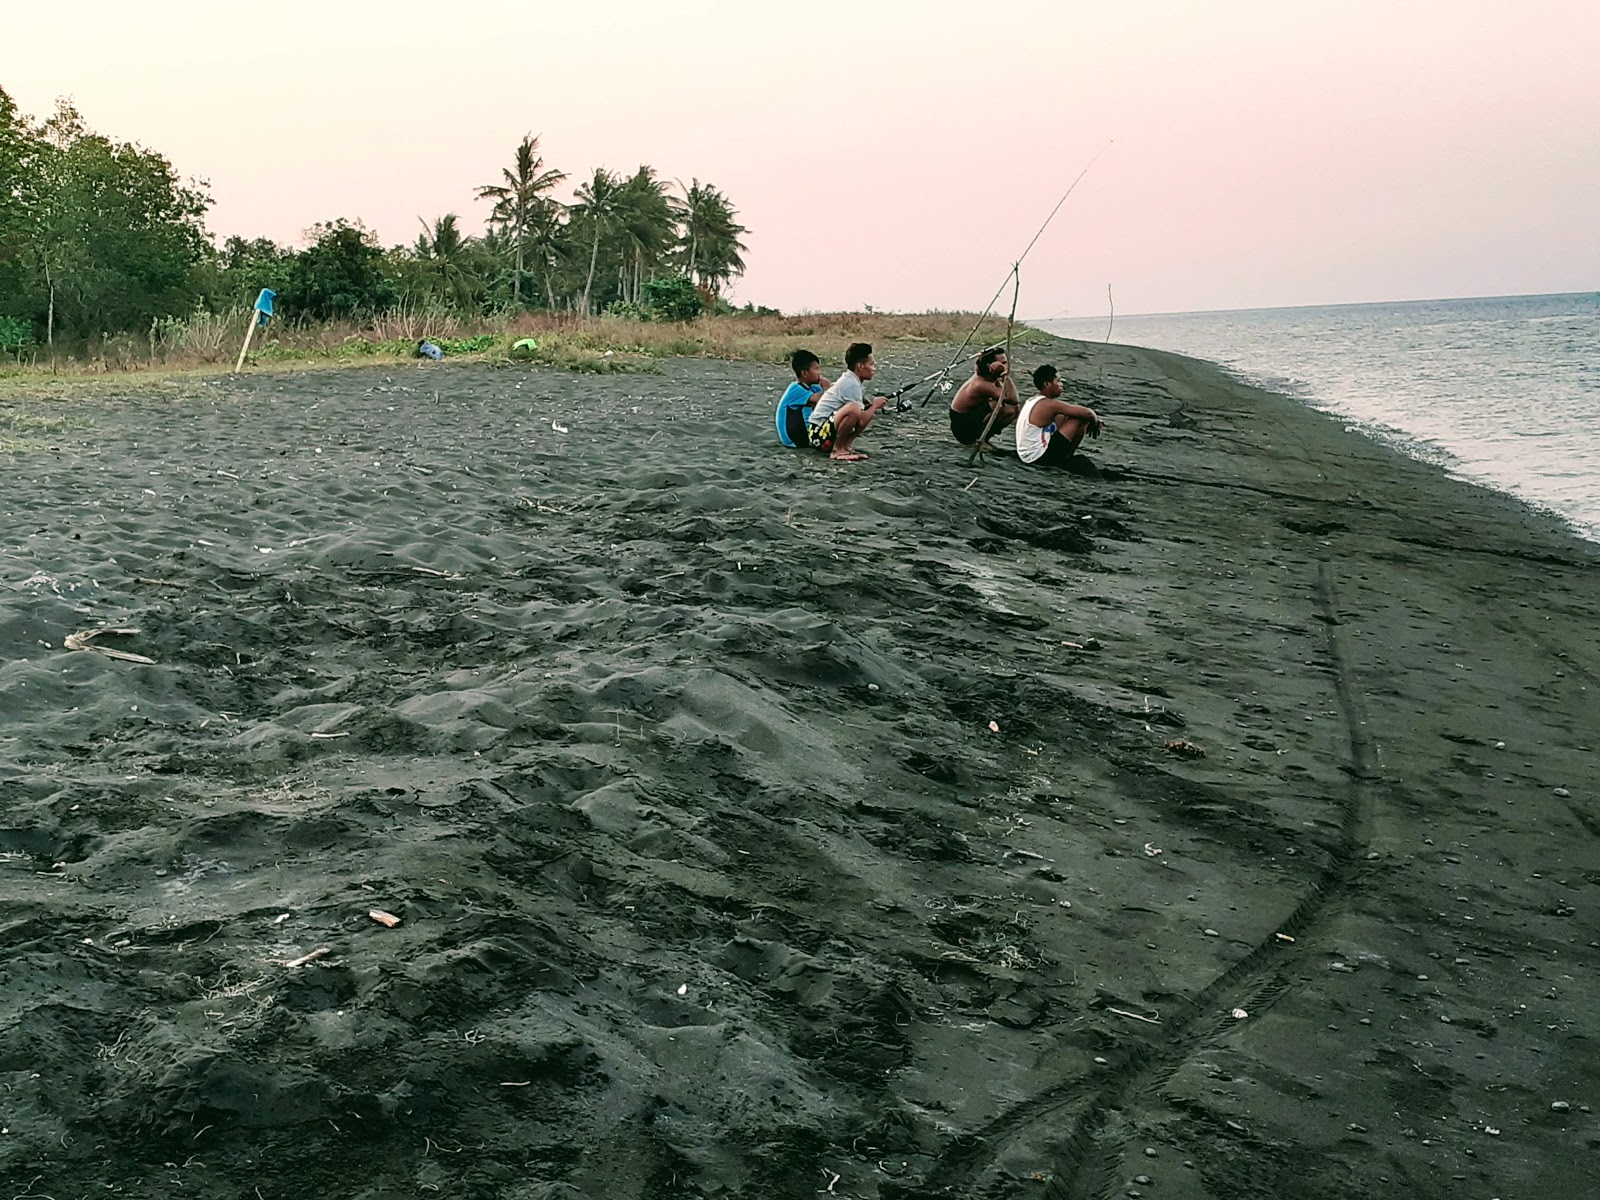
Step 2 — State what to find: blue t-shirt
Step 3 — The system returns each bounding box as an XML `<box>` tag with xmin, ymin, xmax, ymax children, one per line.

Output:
<box><xmin>776</xmin><ymin>381</ymin><xmax>821</xmax><ymax>447</ymax></box>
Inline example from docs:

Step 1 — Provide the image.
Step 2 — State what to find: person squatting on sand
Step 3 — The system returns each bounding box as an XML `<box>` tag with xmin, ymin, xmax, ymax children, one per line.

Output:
<box><xmin>1016</xmin><ymin>364</ymin><xmax>1104</xmax><ymax>466</ymax></box>
<box><xmin>776</xmin><ymin>349</ymin><xmax>828</xmax><ymax>448</ymax></box>
<box><xmin>807</xmin><ymin>342</ymin><xmax>887</xmax><ymax>462</ymax></box>
<box><xmin>949</xmin><ymin>346</ymin><xmax>1020</xmax><ymax>449</ymax></box>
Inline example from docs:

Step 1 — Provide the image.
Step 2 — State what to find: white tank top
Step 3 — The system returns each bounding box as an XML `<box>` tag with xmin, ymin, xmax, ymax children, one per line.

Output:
<box><xmin>1016</xmin><ymin>395</ymin><xmax>1054</xmax><ymax>464</ymax></box>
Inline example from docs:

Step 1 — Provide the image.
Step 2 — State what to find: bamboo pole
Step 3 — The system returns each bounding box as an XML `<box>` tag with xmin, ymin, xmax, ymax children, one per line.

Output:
<box><xmin>966</xmin><ymin>266</ymin><xmax>1022</xmax><ymax>466</ymax></box>
<box><xmin>233</xmin><ymin>310</ymin><xmax>259</xmax><ymax>373</ymax></box>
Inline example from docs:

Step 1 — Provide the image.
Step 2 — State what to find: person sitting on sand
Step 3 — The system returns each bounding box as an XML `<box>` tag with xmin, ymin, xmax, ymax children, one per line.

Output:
<box><xmin>949</xmin><ymin>346</ymin><xmax>1019</xmax><ymax>450</ymax></box>
<box><xmin>777</xmin><ymin>349</ymin><xmax>829</xmax><ymax>448</ymax></box>
<box><xmin>1015</xmin><ymin>364</ymin><xmax>1103</xmax><ymax>467</ymax></box>
<box><xmin>807</xmin><ymin>342</ymin><xmax>887</xmax><ymax>462</ymax></box>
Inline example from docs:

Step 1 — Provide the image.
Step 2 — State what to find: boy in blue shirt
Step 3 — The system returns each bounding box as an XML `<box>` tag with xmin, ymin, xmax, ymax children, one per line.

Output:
<box><xmin>776</xmin><ymin>349</ymin><xmax>829</xmax><ymax>447</ymax></box>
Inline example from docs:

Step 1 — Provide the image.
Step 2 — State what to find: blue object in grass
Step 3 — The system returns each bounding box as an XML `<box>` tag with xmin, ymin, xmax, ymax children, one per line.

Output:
<box><xmin>418</xmin><ymin>340</ymin><xmax>444</xmax><ymax>361</ymax></box>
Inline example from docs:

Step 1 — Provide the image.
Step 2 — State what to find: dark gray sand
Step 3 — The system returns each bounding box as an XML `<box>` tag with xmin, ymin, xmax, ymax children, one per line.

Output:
<box><xmin>2</xmin><ymin>338</ymin><xmax>1597</xmax><ymax>1199</ymax></box>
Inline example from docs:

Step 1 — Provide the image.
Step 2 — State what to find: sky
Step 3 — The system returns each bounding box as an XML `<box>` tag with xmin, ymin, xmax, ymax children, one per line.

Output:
<box><xmin>4</xmin><ymin>0</ymin><xmax>1597</xmax><ymax>318</ymax></box>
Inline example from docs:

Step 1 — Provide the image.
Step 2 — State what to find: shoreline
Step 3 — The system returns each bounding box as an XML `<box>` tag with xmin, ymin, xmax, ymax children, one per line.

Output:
<box><xmin>1033</xmin><ymin>291</ymin><xmax>1600</xmax><ymax>548</ymax></box>
<box><xmin>1</xmin><ymin>334</ymin><xmax>1596</xmax><ymax>1198</ymax></box>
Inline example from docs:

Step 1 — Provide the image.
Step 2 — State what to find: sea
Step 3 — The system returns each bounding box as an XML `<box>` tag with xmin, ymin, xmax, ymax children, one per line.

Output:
<box><xmin>1035</xmin><ymin>292</ymin><xmax>1600</xmax><ymax>543</ymax></box>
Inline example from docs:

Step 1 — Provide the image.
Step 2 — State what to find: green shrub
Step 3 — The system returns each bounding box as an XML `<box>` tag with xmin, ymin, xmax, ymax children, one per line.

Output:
<box><xmin>436</xmin><ymin>333</ymin><xmax>497</xmax><ymax>354</ymax></box>
<box><xmin>279</xmin><ymin>222</ymin><xmax>397</xmax><ymax>320</ymax></box>
<box><xmin>0</xmin><ymin>316</ymin><xmax>34</xmax><ymax>354</ymax></box>
<box><xmin>641</xmin><ymin>275</ymin><xmax>702</xmax><ymax>323</ymax></box>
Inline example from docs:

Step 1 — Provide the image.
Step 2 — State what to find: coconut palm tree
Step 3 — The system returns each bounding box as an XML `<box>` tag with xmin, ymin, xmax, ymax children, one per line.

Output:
<box><xmin>615</xmin><ymin>166</ymin><xmax>677</xmax><ymax>304</ymax></box>
<box><xmin>674</xmin><ymin>179</ymin><xmax>748</xmax><ymax>298</ymax></box>
<box><xmin>571</xmin><ymin>168</ymin><xmax>623</xmax><ymax>316</ymax></box>
<box><xmin>476</xmin><ymin>134</ymin><xmax>566</xmax><ymax>307</ymax></box>
<box><xmin>412</xmin><ymin>213</ymin><xmax>482</xmax><ymax>310</ymax></box>
<box><xmin>523</xmin><ymin>197</ymin><xmax>571</xmax><ymax>311</ymax></box>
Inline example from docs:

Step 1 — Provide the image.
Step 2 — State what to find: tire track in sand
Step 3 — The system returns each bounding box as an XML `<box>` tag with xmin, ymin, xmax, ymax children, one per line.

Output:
<box><xmin>899</xmin><ymin>562</ymin><xmax>1379</xmax><ymax>1200</ymax></box>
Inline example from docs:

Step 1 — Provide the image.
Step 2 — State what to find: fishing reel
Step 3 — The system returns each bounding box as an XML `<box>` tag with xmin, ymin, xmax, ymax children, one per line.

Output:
<box><xmin>891</xmin><ymin>376</ymin><xmax>953</xmax><ymax>414</ymax></box>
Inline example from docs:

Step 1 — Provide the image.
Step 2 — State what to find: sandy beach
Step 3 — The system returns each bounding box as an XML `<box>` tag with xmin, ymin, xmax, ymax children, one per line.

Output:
<box><xmin>2</xmin><ymin>335</ymin><xmax>1597</xmax><ymax>1200</ymax></box>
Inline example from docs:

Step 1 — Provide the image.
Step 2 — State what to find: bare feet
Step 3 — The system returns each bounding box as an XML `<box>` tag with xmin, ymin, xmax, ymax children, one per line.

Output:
<box><xmin>830</xmin><ymin>449</ymin><xmax>867</xmax><ymax>462</ymax></box>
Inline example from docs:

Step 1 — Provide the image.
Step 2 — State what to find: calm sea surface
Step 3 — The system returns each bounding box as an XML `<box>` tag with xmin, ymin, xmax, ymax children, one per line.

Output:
<box><xmin>1037</xmin><ymin>292</ymin><xmax>1600</xmax><ymax>542</ymax></box>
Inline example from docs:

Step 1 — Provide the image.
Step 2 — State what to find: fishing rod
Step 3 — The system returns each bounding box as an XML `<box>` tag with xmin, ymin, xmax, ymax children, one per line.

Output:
<box><xmin>964</xmin><ymin>267</ymin><xmax>1022</xmax><ymax>464</ymax></box>
<box><xmin>883</xmin><ymin>340</ymin><xmax>1010</xmax><ymax>409</ymax></box>
<box><xmin>902</xmin><ymin>140</ymin><xmax>1112</xmax><ymax>413</ymax></box>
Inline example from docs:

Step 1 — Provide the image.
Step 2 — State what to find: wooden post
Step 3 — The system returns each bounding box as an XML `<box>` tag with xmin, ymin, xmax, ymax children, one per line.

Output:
<box><xmin>966</xmin><ymin>266</ymin><xmax>1022</xmax><ymax>466</ymax></box>
<box><xmin>44</xmin><ymin>259</ymin><xmax>55</xmax><ymax>376</ymax></box>
<box><xmin>233</xmin><ymin>311</ymin><xmax>258</xmax><ymax>373</ymax></box>
<box><xmin>233</xmin><ymin>290</ymin><xmax>274</xmax><ymax>373</ymax></box>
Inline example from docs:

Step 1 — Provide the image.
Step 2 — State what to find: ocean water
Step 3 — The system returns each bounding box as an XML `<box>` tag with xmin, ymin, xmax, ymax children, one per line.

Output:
<box><xmin>1036</xmin><ymin>292</ymin><xmax>1600</xmax><ymax>542</ymax></box>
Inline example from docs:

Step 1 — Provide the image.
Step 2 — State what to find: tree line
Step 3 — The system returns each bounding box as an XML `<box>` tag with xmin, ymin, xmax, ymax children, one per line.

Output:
<box><xmin>0</xmin><ymin>89</ymin><xmax>752</xmax><ymax>356</ymax></box>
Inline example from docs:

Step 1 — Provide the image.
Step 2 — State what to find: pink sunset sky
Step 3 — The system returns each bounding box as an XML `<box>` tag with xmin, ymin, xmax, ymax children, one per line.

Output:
<box><xmin>5</xmin><ymin>0</ymin><xmax>1597</xmax><ymax>318</ymax></box>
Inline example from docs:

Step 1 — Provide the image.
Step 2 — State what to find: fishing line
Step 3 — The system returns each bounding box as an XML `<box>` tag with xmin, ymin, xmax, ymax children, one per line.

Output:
<box><xmin>898</xmin><ymin>139</ymin><xmax>1112</xmax><ymax>413</ymax></box>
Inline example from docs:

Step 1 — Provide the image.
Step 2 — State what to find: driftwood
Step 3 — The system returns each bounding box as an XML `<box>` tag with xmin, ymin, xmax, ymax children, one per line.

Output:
<box><xmin>277</xmin><ymin>947</ymin><xmax>331</xmax><ymax>969</ymax></box>
<box><xmin>62</xmin><ymin>627</ymin><xmax>156</xmax><ymax>665</ymax></box>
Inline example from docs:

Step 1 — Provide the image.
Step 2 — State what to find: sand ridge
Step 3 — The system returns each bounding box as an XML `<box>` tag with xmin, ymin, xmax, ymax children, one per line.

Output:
<box><xmin>1</xmin><ymin>339</ymin><xmax>1597</xmax><ymax>1198</ymax></box>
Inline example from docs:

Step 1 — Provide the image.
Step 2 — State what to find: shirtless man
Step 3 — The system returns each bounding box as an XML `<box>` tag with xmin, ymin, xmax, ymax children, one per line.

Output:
<box><xmin>949</xmin><ymin>346</ymin><xmax>1019</xmax><ymax>450</ymax></box>
<box><xmin>1015</xmin><ymin>364</ymin><xmax>1103</xmax><ymax>467</ymax></box>
<box><xmin>807</xmin><ymin>342</ymin><xmax>887</xmax><ymax>462</ymax></box>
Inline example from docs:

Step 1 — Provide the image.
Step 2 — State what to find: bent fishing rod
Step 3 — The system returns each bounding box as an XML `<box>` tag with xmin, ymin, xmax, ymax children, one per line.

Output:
<box><xmin>883</xmin><ymin>341</ymin><xmax>1009</xmax><ymax>409</ymax></box>
<box><xmin>901</xmin><ymin>140</ymin><xmax>1112</xmax><ymax>413</ymax></box>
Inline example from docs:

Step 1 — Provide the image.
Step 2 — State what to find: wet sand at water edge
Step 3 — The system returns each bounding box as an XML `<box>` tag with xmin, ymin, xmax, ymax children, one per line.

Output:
<box><xmin>1</xmin><ymin>335</ymin><xmax>1598</xmax><ymax>1199</ymax></box>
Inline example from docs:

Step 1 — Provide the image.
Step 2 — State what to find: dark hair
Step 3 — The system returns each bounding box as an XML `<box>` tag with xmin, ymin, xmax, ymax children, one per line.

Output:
<box><xmin>977</xmin><ymin>346</ymin><xmax>1007</xmax><ymax>379</ymax></box>
<box><xmin>790</xmin><ymin>348</ymin><xmax>819</xmax><ymax>377</ymax></box>
<box><xmin>845</xmin><ymin>342</ymin><xmax>873</xmax><ymax>371</ymax></box>
<box><xmin>1032</xmin><ymin>364</ymin><xmax>1059</xmax><ymax>391</ymax></box>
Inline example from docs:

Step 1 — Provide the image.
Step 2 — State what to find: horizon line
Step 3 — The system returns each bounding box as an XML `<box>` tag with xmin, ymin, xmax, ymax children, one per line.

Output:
<box><xmin>1023</xmin><ymin>288</ymin><xmax>1598</xmax><ymax>324</ymax></box>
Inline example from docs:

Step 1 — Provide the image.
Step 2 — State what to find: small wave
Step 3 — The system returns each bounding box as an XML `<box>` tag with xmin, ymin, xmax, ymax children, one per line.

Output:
<box><xmin>1041</xmin><ymin>295</ymin><xmax>1600</xmax><ymax>544</ymax></box>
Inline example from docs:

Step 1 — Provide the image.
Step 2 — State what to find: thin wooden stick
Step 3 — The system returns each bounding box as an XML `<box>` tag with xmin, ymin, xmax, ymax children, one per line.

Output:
<box><xmin>233</xmin><ymin>311</ymin><xmax>258</xmax><ymax>373</ymax></box>
<box><xmin>912</xmin><ymin>141</ymin><xmax>1111</xmax><ymax>410</ymax></box>
<box><xmin>277</xmin><ymin>947</ymin><xmax>330</xmax><ymax>969</ymax></box>
<box><xmin>966</xmin><ymin>266</ymin><xmax>1021</xmax><ymax>466</ymax></box>
<box><xmin>63</xmin><ymin>627</ymin><xmax>156</xmax><ymax>664</ymax></box>
<box><xmin>1108</xmin><ymin>1006</ymin><xmax>1162</xmax><ymax>1025</ymax></box>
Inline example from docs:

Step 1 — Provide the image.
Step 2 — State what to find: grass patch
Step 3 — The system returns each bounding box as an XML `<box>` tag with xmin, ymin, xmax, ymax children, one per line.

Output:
<box><xmin>0</xmin><ymin>404</ymin><xmax>75</xmax><ymax>450</ymax></box>
<box><xmin>0</xmin><ymin>310</ymin><xmax>1044</xmax><ymax>391</ymax></box>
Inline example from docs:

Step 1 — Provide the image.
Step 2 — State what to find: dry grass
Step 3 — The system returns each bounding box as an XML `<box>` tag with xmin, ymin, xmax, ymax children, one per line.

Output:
<box><xmin>0</xmin><ymin>308</ymin><xmax>1040</xmax><ymax>389</ymax></box>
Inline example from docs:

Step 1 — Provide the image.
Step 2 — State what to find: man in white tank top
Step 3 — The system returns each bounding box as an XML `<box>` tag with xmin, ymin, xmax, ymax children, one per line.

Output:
<box><xmin>1015</xmin><ymin>364</ymin><xmax>1104</xmax><ymax>467</ymax></box>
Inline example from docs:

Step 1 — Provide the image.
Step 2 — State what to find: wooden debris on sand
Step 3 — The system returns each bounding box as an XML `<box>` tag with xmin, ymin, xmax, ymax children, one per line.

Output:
<box><xmin>277</xmin><ymin>947</ymin><xmax>331</xmax><ymax>969</ymax></box>
<box><xmin>63</xmin><ymin>627</ymin><xmax>156</xmax><ymax>665</ymax></box>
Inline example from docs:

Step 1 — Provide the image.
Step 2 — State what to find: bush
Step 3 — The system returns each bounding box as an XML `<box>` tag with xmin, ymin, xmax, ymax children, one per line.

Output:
<box><xmin>603</xmin><ymin>300</ymin><xmax>646</xmax><ymax>321</ymax></box>
<box><xmin>641</xmin><ymin>275</ymin><xmax>702</xmax><ymax>323</ymax></box>
<box><xmin>0</xmin><ymin>315</ymin><xmax>33</xmax><ymax>355</ymax></box>
<box><xmin>439</xmin><ymin>334</ymin><xmax>497</xmax><ymax>354</ymax></box>
<box><xmin>279</xmin><ymin>221</ymin><xmax>397</xmax><ymax>320</ymax></box>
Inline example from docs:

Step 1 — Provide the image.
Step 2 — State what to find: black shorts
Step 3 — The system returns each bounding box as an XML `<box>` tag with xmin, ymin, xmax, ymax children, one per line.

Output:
<box><xmin>783</xmin><ymin>406</ymin><xmax>811</xmax><ymax>448</ymax></box>
<box><xmin>1039</xmin><ymin>429</ymin><xmax>1077</xmax><ymax>466</ymax></box>
<box><xmin>950</xmin><ymin>406</ymin><xmax>989</xmax><ymax>445</ymax></box>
